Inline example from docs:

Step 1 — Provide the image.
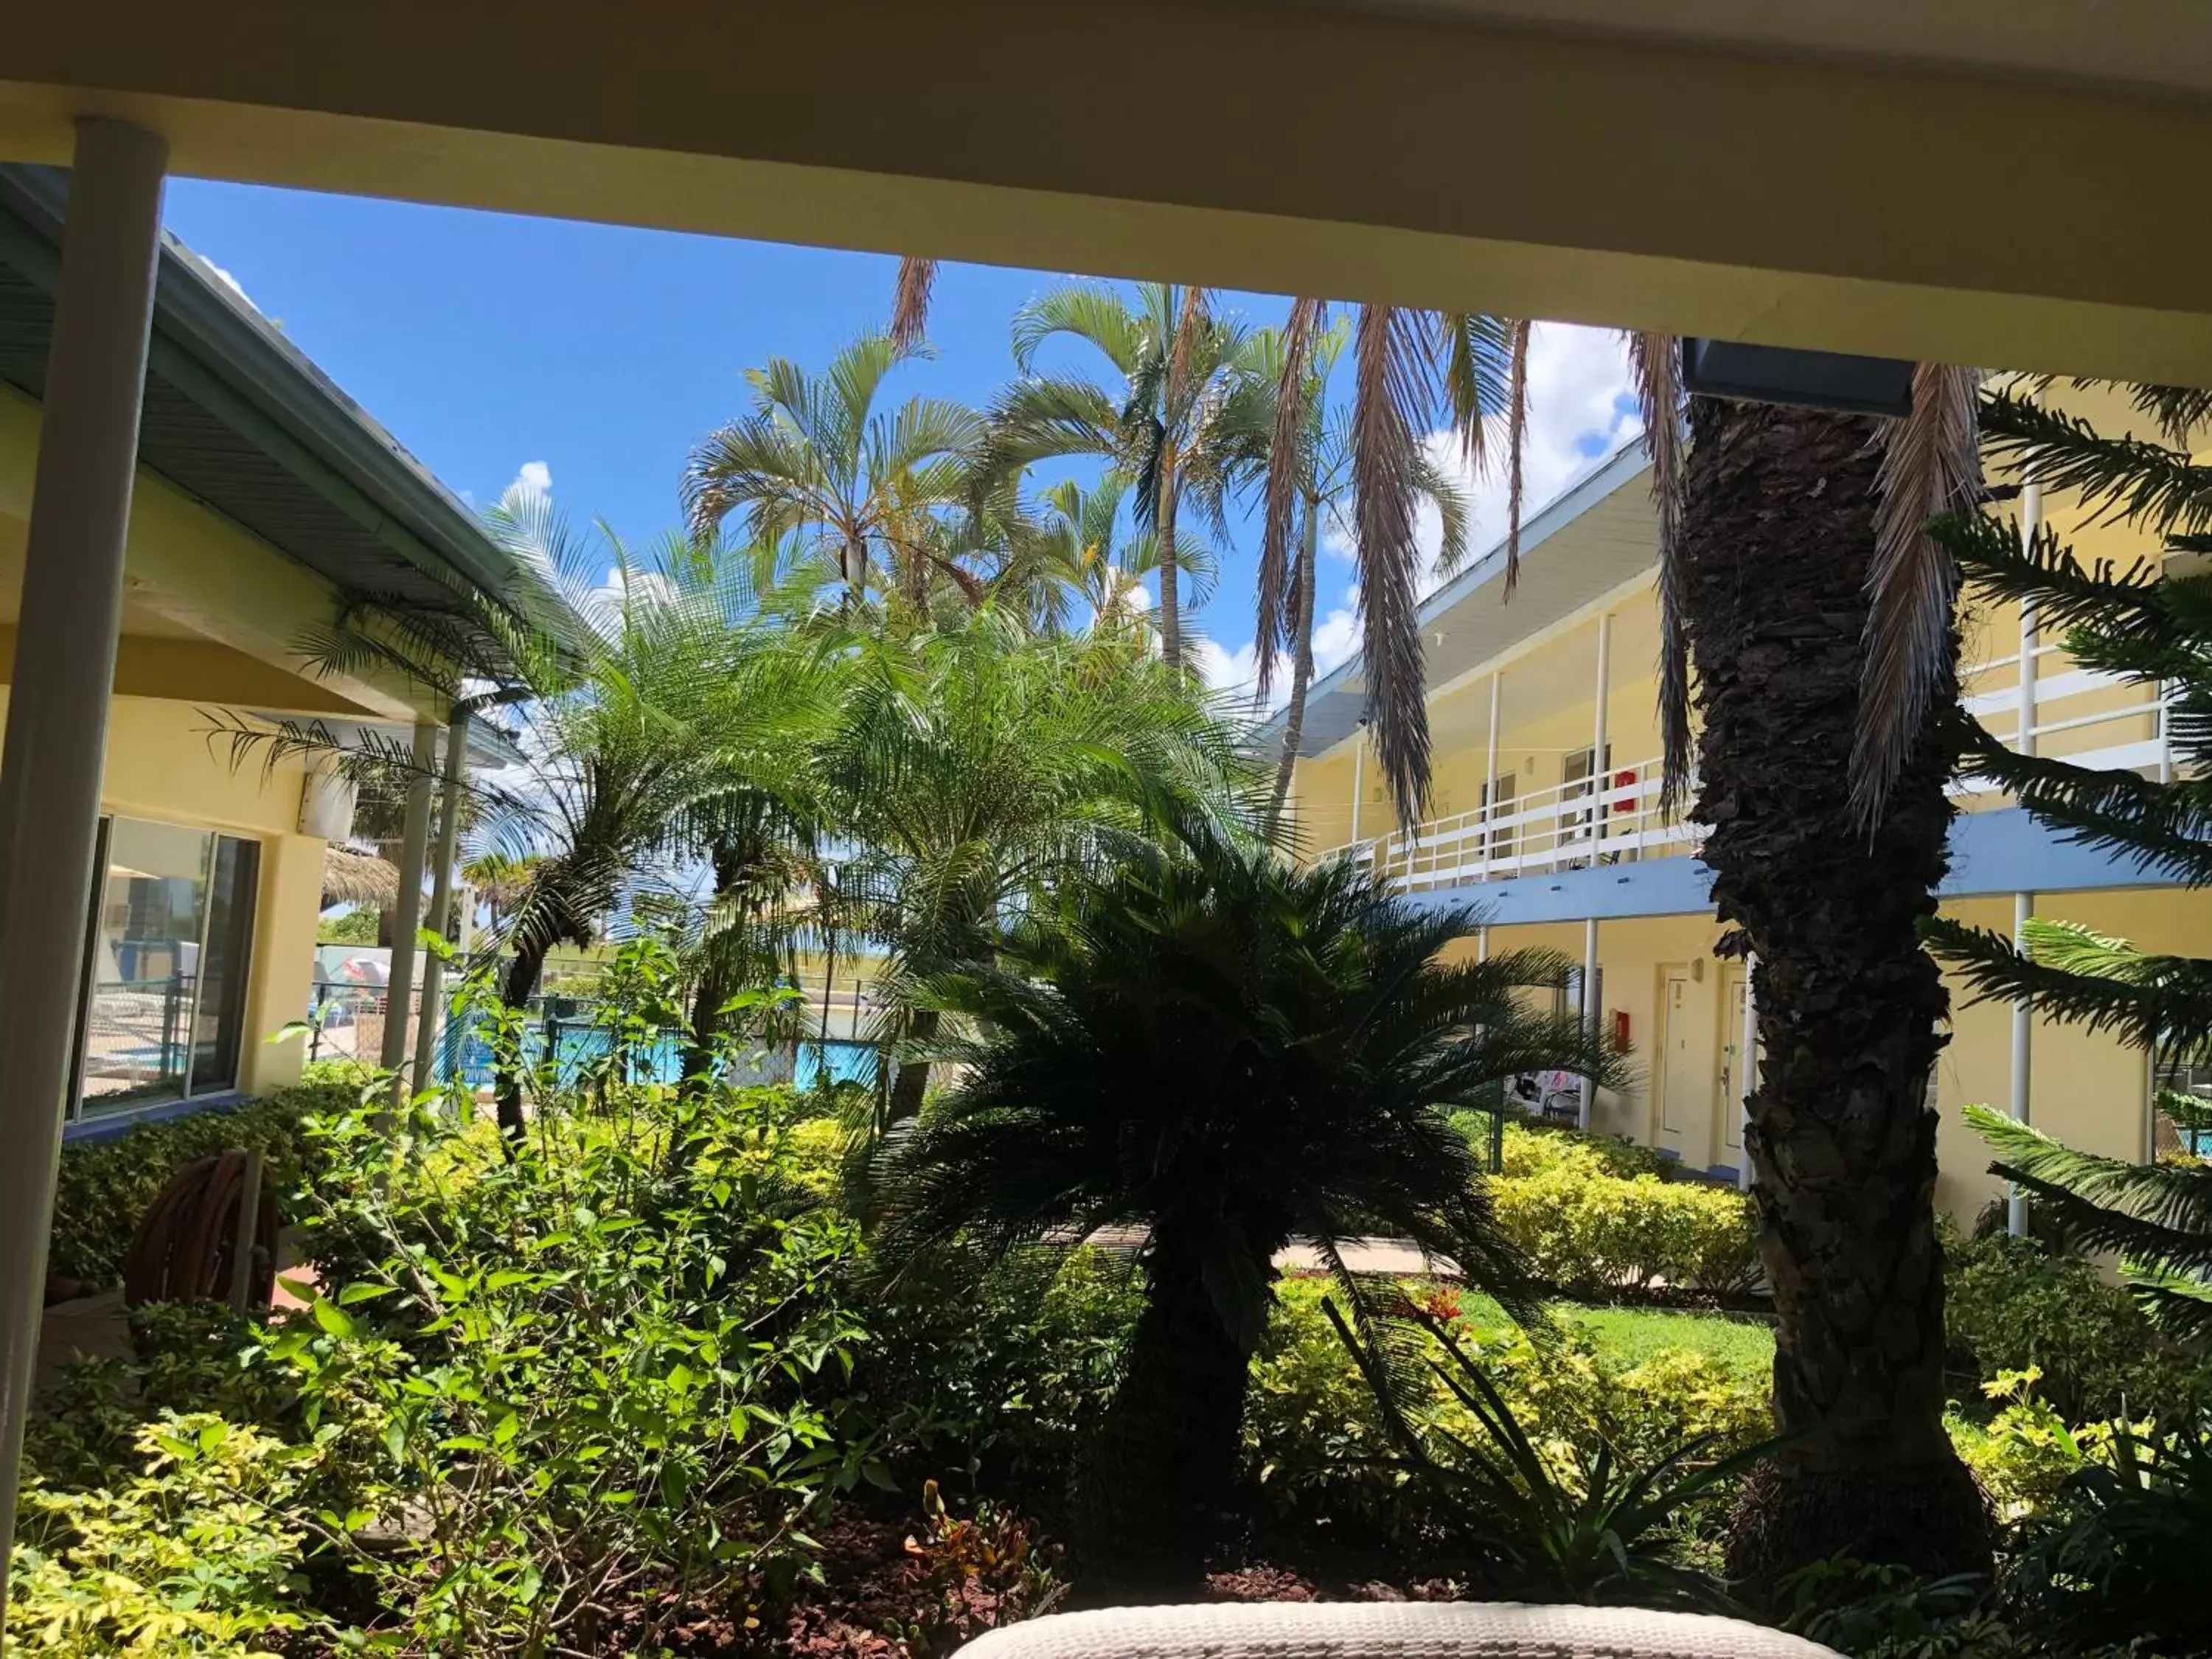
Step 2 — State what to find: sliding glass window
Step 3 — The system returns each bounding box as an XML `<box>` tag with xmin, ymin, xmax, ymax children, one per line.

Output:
<box><xmin>74</xmin><ymin>818</ymin><xmax>260</xmax><ymax>1116</ymax></box>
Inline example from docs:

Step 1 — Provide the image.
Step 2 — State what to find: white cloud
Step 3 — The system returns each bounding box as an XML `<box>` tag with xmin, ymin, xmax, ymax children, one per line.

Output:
<box><xmin>1192</xmin><ymin>582</ymin><xmax>1363</xmax><ymax>715</ymax></box>
<box><xmin>509</xmin><ymin>459</ymin><xmax>553</xmax><ymax>501</ymax></box>
<box><xmin>201</xmin><ymin>257</ymin><xmax>257</xmax><ymax>313</ymax></box>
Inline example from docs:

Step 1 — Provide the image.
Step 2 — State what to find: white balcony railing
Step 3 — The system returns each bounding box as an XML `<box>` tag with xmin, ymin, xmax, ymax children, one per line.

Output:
<box><xmin>1323</xmin><ymin>651</ymin><xmax>2175</xmax><ymax>896</ymax></box>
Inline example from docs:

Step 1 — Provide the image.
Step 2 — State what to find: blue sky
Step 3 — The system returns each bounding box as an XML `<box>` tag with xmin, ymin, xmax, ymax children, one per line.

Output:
<box><xmin>164</xmin><ymin>179</ymin><xmax>1641</xmax><ymax>700</ymax></box>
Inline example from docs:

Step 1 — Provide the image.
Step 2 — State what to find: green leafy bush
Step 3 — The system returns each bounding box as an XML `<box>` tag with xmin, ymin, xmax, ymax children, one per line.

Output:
<box><xmin>1489</xmin><ymin>1152</ymin><xmax>1761</xmax><ymax>1299</ymax></box>
<box><xmin>1944</xmin><ymin>1230</ymin><xmax>2211</xmax><ymax>1423</ymax></box>
<box><xmin>869</xmin><ymin>1245</ymin><xmax>1143</xmax><ymax>1513</ymax></box>
<box><xmin>263</xmin><ymin>1023</ymin><xmax>881</xmax><ymax>1649</ymax></box>
<box><xmin>1321</xmin><ymin>1298</ymin><xmax>1775</xmax><ymax>1613</ymax></box>
<box><xmin>46</xmin><ymin>1074</ymin><xmax>359</xmax><ymax>1292</ymax></box>
<box><xmin>8</xmin><ymin>1413</ymin><xmax>332</xmax><ymax>1657</ymax></box>
<box><xmin>1495</xmin><ymin>1119</ymin><xmax>1672</xmax><ymax>1181</ymax></box>
<box><xmin>1242</xmin><ymin>1276</ymin><xmax>1770</xmax><ymax>1543</ymax></box>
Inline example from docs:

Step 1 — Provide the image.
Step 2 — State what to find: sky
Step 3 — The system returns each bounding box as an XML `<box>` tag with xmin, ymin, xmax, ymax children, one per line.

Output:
<box><xmin>164</xmin><ymin>178</ymin><xmax>1645</xmax><ymax>709</ymax></box>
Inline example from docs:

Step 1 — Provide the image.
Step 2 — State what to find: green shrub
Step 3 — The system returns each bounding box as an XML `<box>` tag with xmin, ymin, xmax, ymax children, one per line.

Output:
<box><xmin>1944</xmin><ymin>1230</ymin><xmax>2211</xmax><ymax>1423</ymax></box>
<box><xmin>46</xmin><ymin>1074</ymin><xmax>359</xmax><ymax>1292</ymax></box>
<box><xmin>1495</xmin><ymin>1119</ymin><xmax>1672</xmax><ymax>1181</ymax></box>
<box><xmin>1243</xmin><ymin>1276</ymin><xmax>1771</xmax><ymax>1542</ymax></box>
<box><xmin>1490</xmin><ymin>1159</ymin><xmax>1761</xmax><ymax>1298</ymax></box>
<box><xmin>870</xmin><ymin>1245</ymin><xmax>1143</xmax><ymax>1512</ymax></box>
<box><xmin>8</xmin><ymin>1413</ymin><xmax>331</xmax><ymax>1657</ymax></box>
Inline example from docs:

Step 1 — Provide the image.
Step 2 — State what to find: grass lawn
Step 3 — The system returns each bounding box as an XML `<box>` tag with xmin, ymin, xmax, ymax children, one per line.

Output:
<box><xmin>1558</xmin><ymin>1304</ymin><xmax>1775</xmax><ymax>1386</ymax></box>
<box><xmin>1450</xmin><ymin>1290</ymin><xmax>1776</xmax><ymax>1386</ymax></box>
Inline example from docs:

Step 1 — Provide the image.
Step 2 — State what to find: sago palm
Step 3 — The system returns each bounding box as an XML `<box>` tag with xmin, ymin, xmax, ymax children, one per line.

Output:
<box><xmin>814</xmin><ymin>611</ymin><xmax>1260</xmax><ymax>1127</ymax></box>
<box><xmin>985</xmin><ymin>282</ymin><xmax>1268</xmax><ymax>668</ymax></box>
<box><xmin>874</xmin><ymin>835</ymin><xmax>1627</xmax><ymax>1599</ymax></box>
<box><xmin>681</xmin><ymin>332</ymin><xmax>984</xmax><ymax>616</ymax></box>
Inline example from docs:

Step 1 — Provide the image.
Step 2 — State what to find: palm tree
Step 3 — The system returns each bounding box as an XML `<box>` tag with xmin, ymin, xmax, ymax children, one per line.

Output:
<box><xmin>815</xmin><ymin>611</ymin><xmax>1259</xmax><ymax>1127</ymax></box>
<box><xmin>470</xmin><ymin>498</ymin><xmax>836</xmax><ymax>1137</ymax></box>
<box><xmin>460</xmin><ymin>851</ymin><xmax>542</xmax><ymax>935</ymax></box>
<box><xmin>985</xmin><ymin>283</ymin><xmax>1268</xmax><ymax>669</ymax></box>
<box><xmin>1248</xmin><ymin>320</ymin><xmax>1471</xmax><ymax>830</ymax></box>
<box><xmin>1666</xmin><ymin>389</ymin><xmax>1990</xmax><ymax>1604</ymax></box>
<box><xmin>874</xmin><ymin>835</ymin><xmax>1627</xmax><ymax>1599</ymax></box>
<box><xmin>681</xmin><ymin>333</ymin><xmax>985</xmax><ymax>616</ymax></box>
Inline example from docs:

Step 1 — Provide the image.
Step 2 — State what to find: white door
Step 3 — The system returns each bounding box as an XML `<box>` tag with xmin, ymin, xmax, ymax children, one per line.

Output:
<box><xmin>1658</xmin><ymin>970</ymin><xmax>1699</xmax><ymax>1146</ymax></box>
<box><xmin>1718</xmin><ymin>964</ymin><xmax>1749</xmax><ymax>1164</ymax></box>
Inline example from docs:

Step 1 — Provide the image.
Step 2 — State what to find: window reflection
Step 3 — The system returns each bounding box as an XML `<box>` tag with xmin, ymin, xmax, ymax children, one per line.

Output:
<box><xmin>75</xmin><ymin>818</ymin><xmax>259</xmax><ymax>1113</ymax></box>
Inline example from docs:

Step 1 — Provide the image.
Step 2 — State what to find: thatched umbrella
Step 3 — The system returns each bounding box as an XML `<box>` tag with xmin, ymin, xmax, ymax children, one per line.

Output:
<box><xmin>321</xmin><ymin>846</ymin><xmax>400</xmax><ymax>911</ymax></box>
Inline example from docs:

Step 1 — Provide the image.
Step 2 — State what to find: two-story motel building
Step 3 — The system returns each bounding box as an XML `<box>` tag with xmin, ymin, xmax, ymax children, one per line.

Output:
<box><xmin>1277</xmin><ymin>385</ymin><xmax>2209</xmax><ymax>1225</ymax></box>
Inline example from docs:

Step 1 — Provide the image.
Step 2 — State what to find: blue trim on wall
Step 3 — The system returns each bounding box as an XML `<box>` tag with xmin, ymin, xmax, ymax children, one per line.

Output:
<box><xmin>62</xmin><ymin>1091</ymin><xmax>247</xmax><ymax>1144</ymax></box>
<box><xmin>1398</xmin><ymin>807</ymin><xmax>2180</xmax><ymax>925</ymax></box>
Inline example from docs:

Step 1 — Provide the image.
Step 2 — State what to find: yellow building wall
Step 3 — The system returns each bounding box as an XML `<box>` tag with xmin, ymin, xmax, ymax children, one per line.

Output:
<box><xmin>0</xmin><ymin>688</ymin><xmax>321</xmax><ymax>1101</ymax></box>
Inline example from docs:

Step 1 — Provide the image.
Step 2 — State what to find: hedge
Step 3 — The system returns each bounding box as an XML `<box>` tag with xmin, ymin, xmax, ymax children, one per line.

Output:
<box><xmin>45</xmin><ymin>1067</ymin><xmax>364</xmax><ymax>1293</ymax></box>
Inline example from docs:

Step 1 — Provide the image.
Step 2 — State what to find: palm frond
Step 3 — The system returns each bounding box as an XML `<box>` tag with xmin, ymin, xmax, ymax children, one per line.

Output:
<box><xmin>891</xmin><ymin>256</ymin><xmax>936</xmax><ymax>351</ymax></box>
<box><xmin>1854</xmin><ymin>363</ymin><xmax>1981</xmax><ymax>827</ymax></box>
<box><xmin>1352</xmin><ymin>303</ymin><xmax>1438</xmax><ymax>828</ymax></box>
<box><xmin>1257</xmin><ymin>296</ymin><xmax>1324</xmax><ymax>700</ymax></box>
<box><xmin>1980</xmin><ymin>390</ymin><xmax>2212</xmax><ymax>535</ymax></box>
<box><xmin>1502</xmin><ymin>321</ymin><xmax>1531</xmax><ymax>597</ymax></box>
<box><xmin>1626</xmin><ymin>332</ymin><xmax>1692</xmax><ymax>809</ymax></box>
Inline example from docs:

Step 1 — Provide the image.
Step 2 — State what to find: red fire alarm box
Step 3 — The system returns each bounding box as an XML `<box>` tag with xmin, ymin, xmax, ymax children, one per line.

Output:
<box><xmin>1613</xmin><ymin>1009</ymin><xmax>1632</xmax><ymax>1048</ymax></box>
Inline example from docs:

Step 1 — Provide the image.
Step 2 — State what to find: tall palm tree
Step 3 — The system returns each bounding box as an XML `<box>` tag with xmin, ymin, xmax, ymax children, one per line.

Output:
<box><xmin>875</xmin><ymin>835</ymin><xmax>1627</xmax><ymax>1599</ymax></box>
<box><xmin>1248</xmin><ymin>320</ymin><xmax>1472</xmax><ymax>830</ymax></box>
<box><xmin>1666</xmin><ymin>389</ymin><xmax>1989</xmax><ymax>1604</ymax></box>
<box><xmin>682</xmin><ymin>333</ymin><xmax>985</xmax><ymax>617</ymax></box>
<box><xmin>815</xmin><ymin>611</ymin><xmax>1260</xmax><ymax>1127</ymax></box>
<box><xmin>986</xmin><ymin>283</ymin><xmax>1268</xmax><ymax>669</ymax></box>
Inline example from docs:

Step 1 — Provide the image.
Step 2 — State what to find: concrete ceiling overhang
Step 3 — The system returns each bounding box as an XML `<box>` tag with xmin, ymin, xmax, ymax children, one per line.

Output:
<box><xmin>2</xmin><ymin>1</ymin><xmax>2211</xmax><ymax>383</ymax></box>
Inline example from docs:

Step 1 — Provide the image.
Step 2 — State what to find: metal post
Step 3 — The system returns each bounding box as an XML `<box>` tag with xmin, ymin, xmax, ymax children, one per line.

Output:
<box><xmin>1476</xmin><ymin>924</ymin><xmax>1489</xmax><ymax>964</ymax></box>
<box><xmin>1579</xmin><ymin>917</ymin><xmax>1600</xmax><ymax>1130</ymax></box>
<box><xmin>0</xmin><ymin>116</ymin><xmax>168</xmax><ymax>1610</ymax></box>
<box><xmin>1738</xmin><ymin>955</ymin><xmax>1759</xmax><ymax>1192</ymax></box>
<box><xmin>1590</xmin><ymin>613</ymin><xmax>1612</xmax><ymax>855</ymax></box>
<box><xmin>379</xmin><ymin>721</ymin><xmax>437</xmax><ymax>1088</ymax></box>
<box><xmin>2008</xmin><ymin>889</ymin><xmax>2035</xmax><ymax>1237</ymax></box>
<box><xmin>410</xmin><ymin>714</ymin><xmax>470</xmax><ymax>1099</ymax></box>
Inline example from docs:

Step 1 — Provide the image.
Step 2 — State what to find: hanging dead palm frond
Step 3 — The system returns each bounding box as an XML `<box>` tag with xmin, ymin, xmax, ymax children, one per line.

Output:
<box><xmin>1352</xmin><ymin>305</ymin><xmax>1439</xmax><ymax>829</ymax></box>
<box><xmin>1853</xmin><ymin>362</ymin><xmax>1983</xmax><ymax>827</ymax></box>
<box><xmin>1502</xmin><ymin>321</ymin><xmax>1531</xmax><ymax>596</ymax></box>
<box><xmin>891</xmin><ymin>257</ymin><xmax>937</xmax><ymax>352</ymax></box>
<box><xmin>1627</xmin><ymin>333</ymin><xmax>1692</xmax><ymax>807</ymax></box>
<box><xmin>1256</xmin><ymin>296</ymin><xmax>1324</xmax><ymax>703</ymax></box>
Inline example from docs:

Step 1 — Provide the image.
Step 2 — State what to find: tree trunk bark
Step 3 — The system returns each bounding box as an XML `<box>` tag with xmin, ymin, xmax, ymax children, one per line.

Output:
<box><xmin>1267</xmin><ymin>504</ymin><xmax>1321</xmax><ymax>833</ymax></box>
<box><xmin>887</xmin><ymin>1006</ymin><xmax>939</xmax><ymax>1124</ymax></box>
<box><xmin>1155</xmin><ymin>462</ymin><xmax>1182</xmax><ymax>669</ymax></box>
<box><xmin>495</xmin><ymin>936</ymin><xmax>550</xmax><ymax>1144</ymax></box>
<box><xmin>1074</xmin><ymin>1232</ymin><xmax>1259</xmax><ymax>1603</ymax></box>
<box><xmin>1679</xmin><ymin>397</ymin><xmax>1988</xmax><ymax>1607</ymax></box>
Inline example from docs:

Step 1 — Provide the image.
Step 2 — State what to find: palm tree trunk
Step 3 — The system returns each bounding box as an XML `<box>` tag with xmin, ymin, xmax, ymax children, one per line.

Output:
<box><xmin>1267</xmin><ymin>506</ymin><xmax>1321</xmax><ymax>832</ymax></box>
<box><xmin>1074</xmin><ymin>1229</ymin><xmax>1259</xmax><ymax>1602</ymax></box>
<box><xmin>1679</xmin><ymin>396</ymin><xmax>1987</xmax><ymax>1607</ymax></box>
<box><xmin>887</xmin><ymin>1006</ymin><xmax>939</xmax><ymax>1124</ymax></box>
<box><xmin>495</xmin><ymin>936</ymin><xmax>550</xmax><ymax>1143</ymax></box>
<box><xmin>1155</xmin><ymin>465</ymin><xmax>1182</xmax><ymax>669</ymax></box>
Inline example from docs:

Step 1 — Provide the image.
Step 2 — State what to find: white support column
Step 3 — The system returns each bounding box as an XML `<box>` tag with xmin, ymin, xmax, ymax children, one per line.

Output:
<box><xmin>1579</xmin><ymin>917</ymin><xmax>1600</xmax><ymax>1130</ymax></box>
<box><xmin>380</xmin><ymin>721</ymin><xmax>438</xmax><ymax>1086</ymax></box>
<box><xmin>1481</xmin><ymin>670</ymin><xmax>1501</xmax><ymax>877</ymax></box>
<box><xmin>1476</xmin><ymin>924</ymin><xmax>1489</xmax><ymax>964</ymax></box>
<box><xmin>2008</xmin><ymin>889</ymin><xmax>2036</xmax><ymax>1237</ymax></box>
<box><xmin>1590</xmin><ymin>613</ymin><xmax>1612</xmax><ymax>853</ymax></box>
<box><xmin>1737</xmin><ymin>955</ymin><xmax>1759</xmax><ymax>1192</ymax></box>
<box><xmin>410</xmin><ymin>712</ymin><xmax>470</xmax><ymax>1100</ymax></box>
<box><xmin>1348</xmin><ymin>724</ymin><xmax>1366</xmax><ymax>846</ymax></box>
<box><xmin>0</xmin><ymin>117</ymin><xmax>169</xmax><ymax>1607</ymax></box>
